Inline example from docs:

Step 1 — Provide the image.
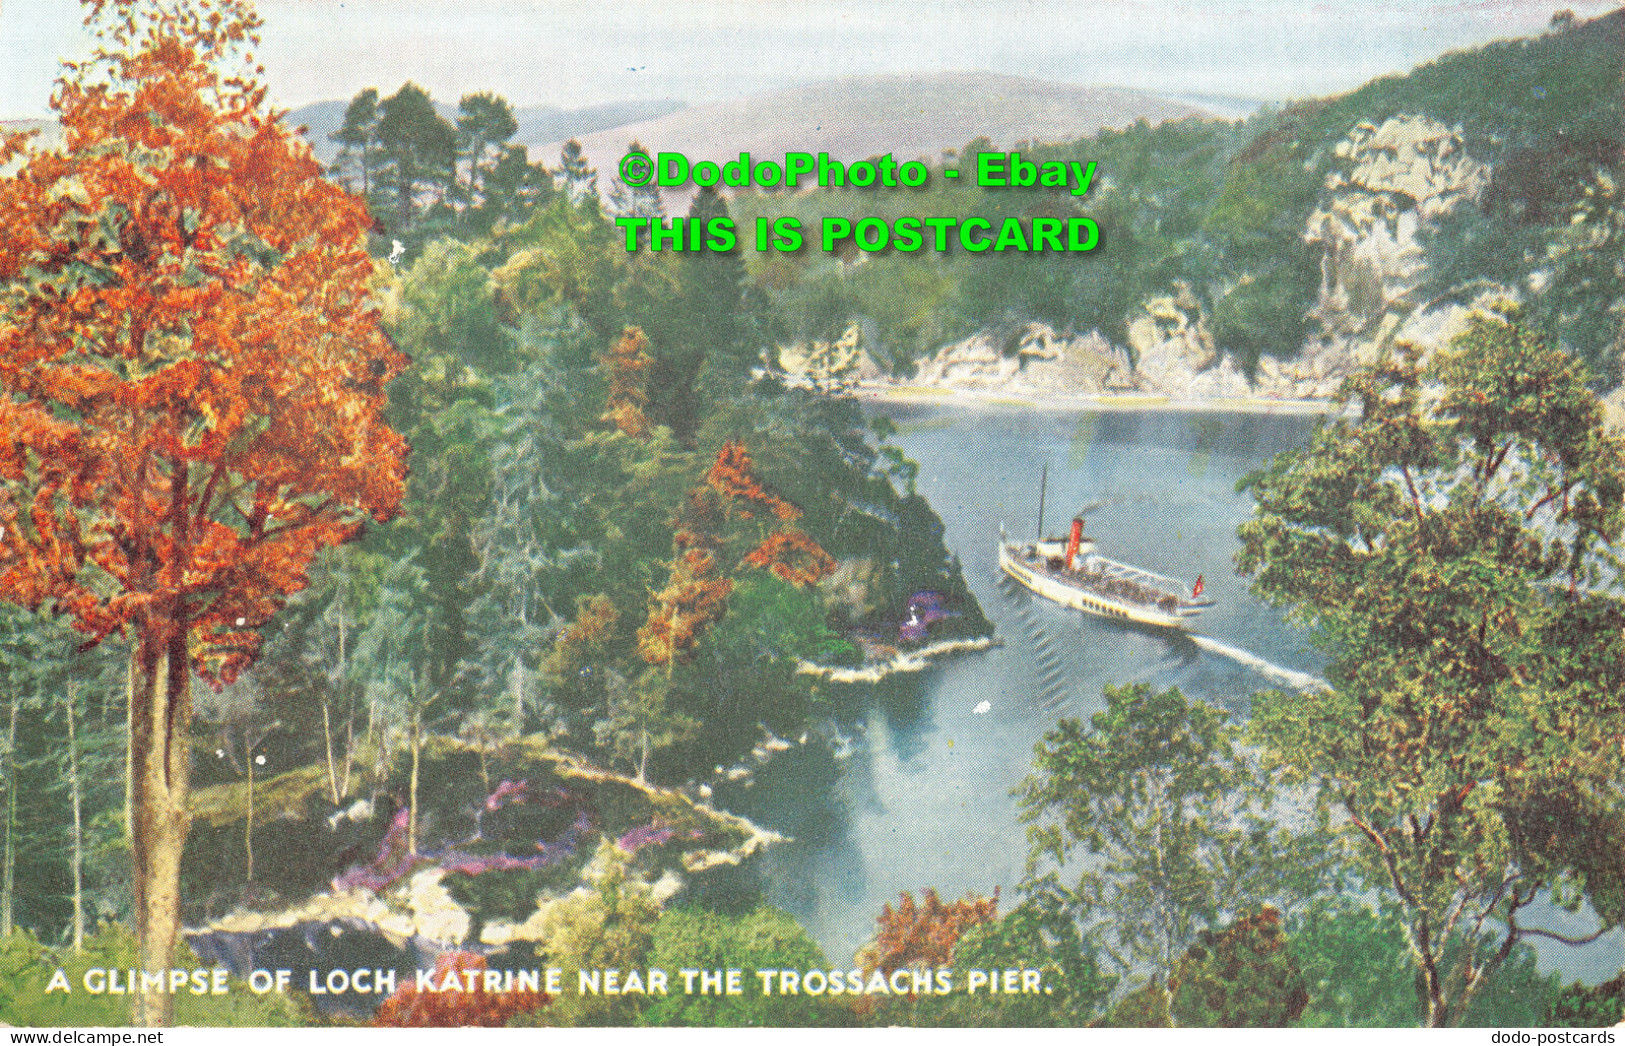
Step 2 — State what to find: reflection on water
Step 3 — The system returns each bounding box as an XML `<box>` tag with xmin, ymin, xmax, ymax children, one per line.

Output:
<box><xmin>718</xmin><ymin>406</ymin><xmax>1323</xmax><ymax>963</ymax></box>
<box><xmin>716</xmin><ymin>405</ymin><xmax>1620</xmax><ymax>983</ymax></box>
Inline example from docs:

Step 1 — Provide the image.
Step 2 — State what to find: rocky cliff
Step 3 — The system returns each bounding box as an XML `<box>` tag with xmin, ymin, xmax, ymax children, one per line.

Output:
<box><xmin>782</xmin><ymin>114</ymin><xmax>1517</xmax><ymax>406</ymax></box>
<box><xmin>1115</xmin><ymin>115</ymin><xmax>1497</xmax><ymax>401</ymax></box>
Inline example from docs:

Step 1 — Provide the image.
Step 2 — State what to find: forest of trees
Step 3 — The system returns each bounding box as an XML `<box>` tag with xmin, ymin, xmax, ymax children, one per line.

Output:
<box><xmin>0</xmin><ymin>0</ymin><xmax>1623</xmax><ymax>1030</ymax></box>
<box><xmin>0</xmin><ymin>0</ymin><xmax>986</xmax><ymax>1026</ymax></box>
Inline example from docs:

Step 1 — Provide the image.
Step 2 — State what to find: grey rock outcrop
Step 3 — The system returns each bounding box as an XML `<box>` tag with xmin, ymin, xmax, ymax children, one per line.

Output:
<box><xmin>911</xmin><ymin>326</ymin><xmax>1137</xmax><ymax>394</ymax></box>
<box><xmin>1301</xmin><ymin>115</ymin><xmax>1497</xmax><ymax>370</ymax></box>
<box><xmin>793</xmin><ymin>116</ymin><xmax>1521</xmax><ymax>405</ymax></box>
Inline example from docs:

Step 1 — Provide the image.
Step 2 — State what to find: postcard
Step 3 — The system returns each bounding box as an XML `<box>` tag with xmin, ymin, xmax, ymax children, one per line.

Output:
<box><xmin>0</xmin><ymin>0</ymin><xmax>1622</xmax><ymax>1032</ymax></box>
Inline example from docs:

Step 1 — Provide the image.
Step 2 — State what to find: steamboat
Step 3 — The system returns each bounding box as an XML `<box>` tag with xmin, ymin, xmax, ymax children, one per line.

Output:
<box><xmin>998</xmin><ymin>467</ymin><xmax>1213</xmax><ymax>630</ymax></box>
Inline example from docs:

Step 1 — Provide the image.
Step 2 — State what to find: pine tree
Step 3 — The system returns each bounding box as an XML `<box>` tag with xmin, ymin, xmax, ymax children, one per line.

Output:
<box><xmin>605</xmin><ymin>139</ymin><xmax>664</xmax><ymax>223</ymax></box>
<box><xmin>679</xmin><ymin>186</ymin><xmax>746</xmax><ymax>358</ymax></box>
<box><xmin>480</xmin><ymin>143</ymin><xmax>554</xmax><ymax>226</ymax></box>
<box><xmin>557</xmin><ymin>139</ymin><xmax>599</xmax><ymax>210</ymax></box>
<box><xmin>330</xmin><ymin>87</ymin><xmax>380</xmax><ymax>197</ymax></box>
<box><xmin>455</xmin><ymin>91</ymin><xmax>518</xmax><ymax>207</ymax></box>
<box><xmin>375</xmin><ymin>82</ymin><xmax>459</xmax><ymax>231</ymax></box>
<box><xmin>640</xmin><ymin>185</ymin><xmax>744</xmax><ymax>433</ymax></box>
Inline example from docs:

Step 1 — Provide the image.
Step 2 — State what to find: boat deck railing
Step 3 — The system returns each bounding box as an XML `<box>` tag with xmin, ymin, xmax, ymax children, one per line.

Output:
<box><xmin>1075</xmin><ymin>566</ymin><xmax>1182</xmax><ymax>612</ymax></box>
<box><xmin>1086</xmin><ymin>556</ymin><xmax>1190</xmax><ymax>598</ymax></box>
<box><xmin>1013</xmin><ymin>544</ymin><xmax>1189</xmax><ymax>609</ymax></box>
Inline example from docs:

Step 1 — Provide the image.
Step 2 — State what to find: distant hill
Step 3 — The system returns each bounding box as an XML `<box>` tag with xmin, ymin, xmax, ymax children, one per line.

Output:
<box><xmin>1160</xmin><ymin>93</ymin><xmax>1266</xmax><ymax>120</ymax></box>
<box><xmin>284</xmin><ymin>97</ymin><xmax>687</xmax><ymax>168</ymax></box>
<box><xmin>15</xmin><ymin>73</ymin><xmax>1207</xmax><ymax>181</ymax></box>
<box><xmin>541</xmin><ymin>71</ymin><xmax>1213</xmax><ymax>183</ymax></box>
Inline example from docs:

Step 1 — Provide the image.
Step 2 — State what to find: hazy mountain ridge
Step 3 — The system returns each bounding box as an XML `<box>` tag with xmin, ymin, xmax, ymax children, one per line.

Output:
<box><xmin>8</xmin><ymin>70</ymin><xmax>1214</xmax><ymax>179</ymax></box>
<box><xmin>544</xmin><ymin>71</ymin><xmax>1213</xmax><ymax>173</ymax></box>
<box><xmin>283</xmin><ymin>97</ymin><xmax>688</xmax><ymax>168</ymax></box>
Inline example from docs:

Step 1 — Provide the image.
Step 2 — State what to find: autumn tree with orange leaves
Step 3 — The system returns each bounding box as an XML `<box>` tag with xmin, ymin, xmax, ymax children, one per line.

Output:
<box><xmin>599</xmin><ymin>325</ymin><xmax>654</xmax><ymax>439</ymax></box>
<box><xmin>613</xmin><ymin>440</ymin><xmax>835</xmax><ymax>782</ymax></box>
<box><xmin>743</xmin><ymin>529</ymin><xmax>838</xmax><ymax>589</ymax></box>
<box><xmin>0</xmin><ymin>0</ymin><xmax>407</xmax><ymax>1025</ymax></box>
<box><xmin>704</xmin><ymin>438</ymin><xmax>799</xmax><ymax>523</ymax></box>
<box><xmin>858</xmin><ymin>888</ymin><xmax>1000</xmax><ymax>975</ymax></box>
<box><xmin>638</xmin><ymin>440</ymin><xmax>833</xmax><ymax>674</ymax></box>
<box><xmin>636</xmin><ymin>535</ymin><xmax>734</xmax><ymax>677</ymax></box>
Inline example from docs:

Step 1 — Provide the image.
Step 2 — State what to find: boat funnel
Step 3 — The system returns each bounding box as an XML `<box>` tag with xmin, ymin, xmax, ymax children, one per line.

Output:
<box><xmin>1065</xmin><ymin>517</ymin><xmax>1084</xmax><ymax>571</ymax></box>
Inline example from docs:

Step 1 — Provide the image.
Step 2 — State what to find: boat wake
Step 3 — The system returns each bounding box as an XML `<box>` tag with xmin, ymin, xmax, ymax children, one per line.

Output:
<box><xmin>1188</xmin><ymin>634</ymin><xmax>1329</xmax><ymax>693</ymax></box>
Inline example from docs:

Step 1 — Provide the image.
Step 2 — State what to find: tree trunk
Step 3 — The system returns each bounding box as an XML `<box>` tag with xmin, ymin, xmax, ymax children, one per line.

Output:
<box><xmin>124</xmin><ymin>653</ymin><xmax>136</xmax><ymax>842</ymax></box>
<box><xmin>512</xmin><ymin>600</ymin><xmax>528</xmax><ymax>730</ymax></box>
<box><xmin>245</xmin><ymin>741</ymin><xmax>255</xmax><ymax>884</ymax></box>
<box><xmin>341</xmin><ymin>709</ymin><xmax>354</xmax><ymax>801</ymax></box>
<box><xmin>665</xmin><ymin>602</ymin><xmax>677</xmax><ymax>681</ymax></box>
<box><xmin>65</xmin><ymin>682</ymin><xmax>84</xmax><ymax>953</ymax></box>
<box><xmin>408</xmin><ymin>705</ymin><xmax>421</xmax><ymax>856</ymax></box>
<box><xmin>1</xmin><ymin>692</ymin><xmax>15</xmax><ymax>938</ymax></box>
<box><xmin>335</xmin><ymin>595</ymin><xmax>351</xmax><ymax>801</ymax></box>
<box><xmin>128</xmin><ymin>627</ymin><xmax>192</xmax><ymax>1028</ymax></box>
<box><xmin>322</xmin><ymin>698</ymin><xmax>340</xmax><ymax>805</ymax></box>
<box><xmin>1421</xmin><ymin>959</ymin><xmax>1449</xmax><ymax>1027</ymax></box>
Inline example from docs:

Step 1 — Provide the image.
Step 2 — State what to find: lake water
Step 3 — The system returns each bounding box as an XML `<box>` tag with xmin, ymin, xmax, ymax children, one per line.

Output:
<box><xmin>714</xmin><ymin>403</ymin><xmax>1623</xmax><ymax>983</ymax></box>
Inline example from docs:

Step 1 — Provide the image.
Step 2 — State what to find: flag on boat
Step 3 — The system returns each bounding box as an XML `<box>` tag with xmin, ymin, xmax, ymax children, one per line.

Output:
<box><xmin>1193</xmin><ymin>575</ymin><xmax>1205</xmax><ymax>598</ymax></box>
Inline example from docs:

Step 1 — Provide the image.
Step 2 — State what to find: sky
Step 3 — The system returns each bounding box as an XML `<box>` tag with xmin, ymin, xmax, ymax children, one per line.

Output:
<box><xmin>0</xmin><ymin>0</ymin><xmax>1619</xmax><ymax>120</ymax></box>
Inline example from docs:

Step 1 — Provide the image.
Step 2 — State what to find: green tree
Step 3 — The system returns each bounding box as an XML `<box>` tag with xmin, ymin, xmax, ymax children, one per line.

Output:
<box><xmin>463</xmin><ymin>365</ymin><xmax>576</xmax><ymax>734</ymax></box>
<box><xmin>1547</xmin><ymin>974</ymin><xmax>1625</xmax><ymax>1027</ymax></box>
<box><xmin>1237</xmin><ymin>304</ymin><xmax>1625</xmax><ymax>1026</ymax></box>
<box><xmin>898</xmin><ymin>889</ymin><xmax>1113</xmax><ymax>1027</ymax></box>
<box><xmin>557</xmin><ymin>139</ymin><xmax>599</xmax><ymax>210</ymax></box>
<box><xmin>640</xmin><ymin>906</ymin><xmax>835</xmax><ymax>1026</ymax></box>
<box><xmin>493</xmin><ymin>197</ymin><xmax>623</xmax><ymax>341</ymax></box>
<box><xmin>1018</xmin><ymin>683</ymin><xmax>1326</xmax><ymax>982</ymax></box>
<box><xmin>1289</xmin><ymin>901</ymin><xmax>1421</xmax><ymax>1027</ymax></box>
<box><xmin>375</xmin><ymin>82</ymin><xmax>459</xmax><ymax>231</ymax></box>
<box><xmin>369</xmin><ymin>241</ymin><xmax>514</xmax><ymax>754</ymax></box>
<box><xmin>604</xmin><ymin>139</ymin><xmax>664</xmax><ymax>224</ymax></box>
<box><xmin>518</xmin><ymin>844</ymin><xmax>661</xmax><ymax>1026</ymax></box>
<box><xmin>1168</xmin><ymin>908</ymin><xmax>1308</xmax><ymax>1027</ymax></box>
<box><xmin>667</xmin><ymin>186</ymin><xmax>749</xmax><ymax>423</ymax></box>
<box><xmin>1537</xmin><ymin>171</ymin><xmax>1625</xmax><ymax>382</ymax></box>
<box><xmin>595</xmin><ymin>671</ymin><xmax>697</xmax><ymax>785</ymax></box>
<box><xmin>0</xmin><ymin>606</ymin><xmax>125</xmax><ymax>952</ymax></box>
<box><xmin>350</xmin><ymin>556</ymin><xmax>449</xmax><ymax>855</ymax></box>
<box><xmin>476</xmin><ymin>143</ymin><xmax>555</xmax><ymax>231</ymax></box>
<box><xmin>330</xmin><ymin>87</ymin><xmax>380</xmax><ymax>198</ymax></box>
<box><xmin>455</xmin><ymin>91</ymin><xmax>518</xmax><ymax>207</ymax></box>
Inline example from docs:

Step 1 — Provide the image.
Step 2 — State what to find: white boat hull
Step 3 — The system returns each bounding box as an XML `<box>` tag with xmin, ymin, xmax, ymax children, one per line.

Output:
<box><xmin>998</xmin><ymin>540</ymin><xmax>1197</xmax><ymax>630</ymax></box>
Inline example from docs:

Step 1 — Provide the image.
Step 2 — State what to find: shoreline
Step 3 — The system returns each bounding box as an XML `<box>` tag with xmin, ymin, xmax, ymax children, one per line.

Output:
<box><xmin>846</xmin><ymin>381</ymin><xmax>1336</xmax><ymax>415</ymax></box>
<box><xmin>797</xmin><ymin>635</ymin><xmax>998</xmax><ymax>684</ymax></box>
